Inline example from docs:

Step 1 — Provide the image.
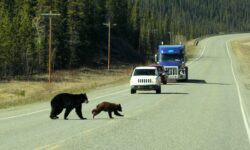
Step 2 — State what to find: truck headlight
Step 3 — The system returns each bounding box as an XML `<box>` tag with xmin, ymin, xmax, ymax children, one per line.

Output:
<box><xmin>181</xmin><ymin>62</ymin><xmax>185</xmax><ymax>68</ymax></box>
<box><xmin>180</xmin><ymin>70</ymin><xmax>185</xmax><ymax>75</ymax></box>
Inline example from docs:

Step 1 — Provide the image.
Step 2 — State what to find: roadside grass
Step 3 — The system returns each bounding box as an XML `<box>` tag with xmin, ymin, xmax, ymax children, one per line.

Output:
<box><xmin>172</xmin><ymin>35</ymin><xmax>199</xmax><ymax>60</ymax></box>
<box><xmin>231</xmin><ymin>39</ymin><xmax>250</xmax><ymax>89</ymax></box>
<box><xmin>186</xmin><ymin>39</ymin><xmax>199</xmax><ymax>60</ymax></box>
<box><xmin>0</xmin><ymin>67</ymin><xmax>131</xmax><ymax>109</ymax></box>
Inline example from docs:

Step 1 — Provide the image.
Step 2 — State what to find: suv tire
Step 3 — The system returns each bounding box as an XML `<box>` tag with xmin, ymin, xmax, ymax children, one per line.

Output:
<box><xmin>156</xmin><ymin>87</ymin><xmax>161</xmax><ymax>94</ymax></box>
<box><xmin>131</xmin><ymin>89</ymin><xmax>136</xmax><ymax>94</ymax></box>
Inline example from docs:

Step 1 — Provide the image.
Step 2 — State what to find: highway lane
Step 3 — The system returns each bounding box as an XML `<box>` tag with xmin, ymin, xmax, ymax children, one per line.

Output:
<box><xmin>1</xmin><ymin>34</ymin><xmax>250</xmax><ymax>150</ymax></box>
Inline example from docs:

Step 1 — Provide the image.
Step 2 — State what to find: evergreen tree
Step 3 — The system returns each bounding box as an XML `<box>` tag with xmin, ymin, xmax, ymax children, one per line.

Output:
<box><xmin>1</xmin><ymin>0</ymin><xmax>250</xmax><ymax>78</ymax></box>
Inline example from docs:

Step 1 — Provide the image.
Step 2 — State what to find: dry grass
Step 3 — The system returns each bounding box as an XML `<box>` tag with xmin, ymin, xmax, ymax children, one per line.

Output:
<box><xmin>0</xmin><ymin>67</ymin><xmax>132</xmax><ymax>108</ymax></box>
<box><xmin>172</xmin><ymin>34</ymin><xmax>199</xmax><ymax>59</ymax></box>
<box><xmin>231</xmin><ymin>39</ymin><xmax>250</xmax><ymax>89</ymax></box>
<box><xmin>186</xmin><ymin>39</ymin><xmax>199</xmax><ymax>59</ymax></box>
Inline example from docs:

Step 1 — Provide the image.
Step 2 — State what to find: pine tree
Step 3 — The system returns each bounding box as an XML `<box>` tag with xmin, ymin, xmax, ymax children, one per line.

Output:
<box><xmin>0</xmin><ymin>2</ymin><xmax>12</xmax><ymax>77</ymax></box>
<box><xmin>67</xmin><ymin>0</ymin><xmax>86</xmax><ymax>68</ymax></box>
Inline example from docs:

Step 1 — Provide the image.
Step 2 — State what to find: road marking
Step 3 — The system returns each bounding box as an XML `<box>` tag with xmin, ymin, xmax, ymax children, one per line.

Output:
<box><xmin>34</xmin><ymin>144</ymin><xmax>60</xmax><ymax>150</ymax></box>
<box><xmin>35</xmin><ymin>120</ymin><xmax>117</xmax><ymax>149</ymax></box>
<box><xmin>0</xmin><ymin>89</ymin><xmax>129</xmax><ymax>121</ymax></box>
<box><xmin>91</xmin><ymin>89</ymin><xmax>129</xmax><ymax>100</ymax></box>
<box><xmin>226</xmin><ymin>41</ymin><xmax>250</xmax><ymax>144</ymax></box>
<box><xmin>0</xmin><ymin>108</ymin><xmax>49</xmax><ymax>121</ymax></box>
<box><xmin>186</xmin><ymin>42</ymin><xmax>207</xmax><ymax>66</ymax></box>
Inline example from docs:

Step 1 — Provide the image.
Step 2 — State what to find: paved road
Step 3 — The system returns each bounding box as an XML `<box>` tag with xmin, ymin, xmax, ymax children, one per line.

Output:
<box><xmin>1</xmin><ymin>34</ymin><xmax>250</xmax><ymax>150</ymax></box>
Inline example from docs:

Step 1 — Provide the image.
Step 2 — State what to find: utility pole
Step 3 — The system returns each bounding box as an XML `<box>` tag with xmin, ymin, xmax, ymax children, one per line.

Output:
<box><xmin>168</xmin><ymin>32</ymin><xmax>172</xmax><ymax>44</ymax></box>
<box><xmin>41</xmin><ymin>11</ymin><xmax>60</xmax><ymax>83</ymax></box>
<box><xmin>103</xmin><ymin>18</ymin><xmax>116</xmax><ymax>70</ymax></box>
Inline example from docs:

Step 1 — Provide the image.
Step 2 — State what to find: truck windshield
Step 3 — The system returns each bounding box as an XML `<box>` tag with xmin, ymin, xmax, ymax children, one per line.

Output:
<box><xmin>160</xmin><ymin>54</ymin><xmax>183</xmax><ymax>61</ymax></box>
<box><xmin>133</xmin><ymin>69</ymin><xmax>156</xmax><ymax>76</ymax></box>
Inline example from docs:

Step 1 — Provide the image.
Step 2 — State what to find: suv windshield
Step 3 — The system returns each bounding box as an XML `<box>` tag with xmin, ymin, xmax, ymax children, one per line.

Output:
<box><xmin>133</xmin><ymin>69</ymin><xmax>157</xmax><ymax>76</ymax></box>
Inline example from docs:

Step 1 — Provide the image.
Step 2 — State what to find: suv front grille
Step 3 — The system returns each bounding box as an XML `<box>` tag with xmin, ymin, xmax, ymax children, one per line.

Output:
<box><xmin>138</xmin><ymin>79</ymin><xmax>152</xmax><ymax>83</ymax></box>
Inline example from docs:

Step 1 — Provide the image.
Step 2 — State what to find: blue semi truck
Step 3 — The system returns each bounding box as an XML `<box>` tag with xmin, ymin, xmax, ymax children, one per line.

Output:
<box><xmin>155</xmin><ymin>44</ymin><xmax>188</xmax><ymax>81</ymax></box>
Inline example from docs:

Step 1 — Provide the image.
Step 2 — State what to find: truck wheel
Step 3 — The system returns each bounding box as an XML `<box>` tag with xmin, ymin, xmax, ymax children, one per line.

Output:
<box><xmin>156</xmin><ymin>87</ymin><xmax>161</xmax><ymax>94</ymax></box>
<box><xmin>131</xmin><ymin>89</ymin><xmax>136</xmax><ymax>94</ymax></box>
<box><xmin>185</xmin><ymin>67</ymin><xmax>188</xmax><ymax>81</ymax></box>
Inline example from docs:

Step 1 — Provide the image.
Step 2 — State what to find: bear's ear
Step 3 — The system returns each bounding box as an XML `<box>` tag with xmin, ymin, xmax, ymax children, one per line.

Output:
<box><xmin>81</xmin><ymin>93</ymin><xmax>86</xmax><ymax>97</ymax></box>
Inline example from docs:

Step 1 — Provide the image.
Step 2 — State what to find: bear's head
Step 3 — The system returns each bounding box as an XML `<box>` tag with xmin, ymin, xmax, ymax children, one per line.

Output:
<box><xmin>80</xmin><ymin>93</ymin><xmax>89</xmax><ymax>103</ymax></box>
<box><xmin>118</xmin><ymin>104</ymin><xmax>122</xmax><ymax>112</ymax></box>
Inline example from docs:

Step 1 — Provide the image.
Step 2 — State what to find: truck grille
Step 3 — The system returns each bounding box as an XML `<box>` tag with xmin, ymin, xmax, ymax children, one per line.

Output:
<box><xmin>167</xmin><ymin>68</ymin><xmax>178</xmax><ymax>75</ymax></box>
<box><xmin>138</xmin><ymin>79</ymin><xmax>152</xmax><ymax>83</ymax></box>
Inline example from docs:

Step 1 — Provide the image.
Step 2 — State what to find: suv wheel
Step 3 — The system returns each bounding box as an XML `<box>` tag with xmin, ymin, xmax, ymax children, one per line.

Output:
<box><xmin>156</xmin><ymin>87</ymin><xmax>161</xmax><ymax>94</ymax></box>
<box><xmin>131</xmin><ymin>89</ymin><xmax>136</xmax><ymax>94</ymax></box>
<box><xmin>184</xmin><ymin>67</ymin><xmax>188</xmax><ymax>81</ymax></box>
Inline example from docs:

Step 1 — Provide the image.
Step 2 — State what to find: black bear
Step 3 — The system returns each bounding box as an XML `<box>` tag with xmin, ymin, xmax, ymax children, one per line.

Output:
<box><xmin>92</xmin><ymin>101</ymin><xmax>124</xmax><ymax>119</ymax></box>
<box><xmin>50</xmin><ymin>93</ymin><xmax>88</xmax><ymax>120</ymax></box>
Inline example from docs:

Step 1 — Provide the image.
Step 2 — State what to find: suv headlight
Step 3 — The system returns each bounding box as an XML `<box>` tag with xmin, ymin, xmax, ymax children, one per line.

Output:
<box><xmin>130</xmin><ymin>78</ymin><xmax>136</xmax><ymax>85</ymax></box>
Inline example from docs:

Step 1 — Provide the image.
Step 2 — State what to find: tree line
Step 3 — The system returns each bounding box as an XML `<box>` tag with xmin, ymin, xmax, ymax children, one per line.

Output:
<box><xmin>0</xmin><ymin>0</ymin><xmax>250</xmax><ymax>78</ymax></box>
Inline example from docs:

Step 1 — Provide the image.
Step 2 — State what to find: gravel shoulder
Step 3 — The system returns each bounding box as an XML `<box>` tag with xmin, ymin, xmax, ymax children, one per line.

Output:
<box><xmin>231</xmin><ymin>39</ymin><xmax>250</xmax><ymax>84</ymax></box>
<box><xmin>231</xmin><ymin>38</ymin><xmax>250</xmax><ymax>123</ymax></box>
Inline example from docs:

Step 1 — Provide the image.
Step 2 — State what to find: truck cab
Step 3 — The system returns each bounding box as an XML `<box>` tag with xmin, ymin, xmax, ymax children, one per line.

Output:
<box><xmin>155</xmin><ymin>45</ymin><xmax>188</xmax><ymax>81</ymax></box>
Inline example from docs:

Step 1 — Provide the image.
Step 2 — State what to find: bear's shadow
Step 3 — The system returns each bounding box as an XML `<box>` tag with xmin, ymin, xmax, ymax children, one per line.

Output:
<box><xmin>56</xmin><ymin>117</ymin><xmax>136</xmax><ymax>121</ymax></box>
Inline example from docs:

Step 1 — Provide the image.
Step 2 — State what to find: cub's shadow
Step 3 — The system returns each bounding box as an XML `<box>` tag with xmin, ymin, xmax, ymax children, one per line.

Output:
<box><xmin>56</xmin><ymin>117</ymin><xmax>136</xmax><ymax>121</ymax></box>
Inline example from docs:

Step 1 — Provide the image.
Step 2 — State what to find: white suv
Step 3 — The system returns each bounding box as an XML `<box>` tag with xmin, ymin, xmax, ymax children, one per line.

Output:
<box><xmin>130</xmin><ymin>66</ymin><xmax>161</xmax><ymax>94</ymax></box>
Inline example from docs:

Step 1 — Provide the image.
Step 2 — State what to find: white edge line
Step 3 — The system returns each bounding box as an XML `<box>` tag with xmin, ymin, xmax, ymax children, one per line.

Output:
<box><xmin>0</xmin><ymin>89</ymin><xmax>129</xmax><ymax>121</ymax></box>
<box><xmin>91</xmin><ymin>89</ymin><xmax>128</xmax><ymax>100</ymax></box>
<box><xmin>226</xmin><ymin>41</ymin><xmax>250</xmax><ymax>144</ymax></box>
<box><xmin>0</xmin><ymin>109</ymin><xmax>49</xmax><ymax>121</ymax></box>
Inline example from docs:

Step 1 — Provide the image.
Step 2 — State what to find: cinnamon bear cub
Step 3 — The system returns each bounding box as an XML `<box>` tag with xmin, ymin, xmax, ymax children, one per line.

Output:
<box><xmin>92</xmin><ymin>101</ymin><xmax>124</xmax><ymax>119</ymax></box>
<box><xmin>50</xmin><ymin>93</ymin><xmax>88</xmax><ymax>120</ymax></box>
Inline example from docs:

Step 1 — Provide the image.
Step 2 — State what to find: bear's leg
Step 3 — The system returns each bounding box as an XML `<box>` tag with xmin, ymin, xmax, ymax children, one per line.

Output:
<box><xmin>114</xmin><ymin>111</ymin><xmax>124</xmax><ymax>117</ymax></box>
<box><xmin>50</xmin><ymin>110</ymin><xmax>58</xmax><ymax>119</ymax></box>
<box><xmin>108</xmin><ymin>111</ymin><xmax>113</xmax><ymax>119</ymax></box>
<box><xmin>92</xmin><ymin>109</ymin><xmax>101</xmax><ymax>118</ymax></box>
<box><xmin>50</xmin><ymin>107</ymin><xmax>63</xmax><ymax>119</ymax></box>
<box><xmin>64</xmin><ymin>107</ymin><xmax>73</xmax><ymax>120</ymax></box>
<box><xmin>75</xmin><ymin>105</ymin><xmax>86</xmax><ymax>120</ymax></box>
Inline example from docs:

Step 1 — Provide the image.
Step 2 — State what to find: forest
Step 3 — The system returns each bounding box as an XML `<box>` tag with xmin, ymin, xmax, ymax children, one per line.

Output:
<box><xmin>0</xmin><ymin>0</ymin><xmax>250</xmax><ymax>78</ymax></box>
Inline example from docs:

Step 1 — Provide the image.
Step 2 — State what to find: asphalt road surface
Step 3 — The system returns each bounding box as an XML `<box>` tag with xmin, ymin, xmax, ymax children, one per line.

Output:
<box><xmin>1</xmin><ymin>34</ymin><xmax>250</xmax><ymax>150</ymax></box>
